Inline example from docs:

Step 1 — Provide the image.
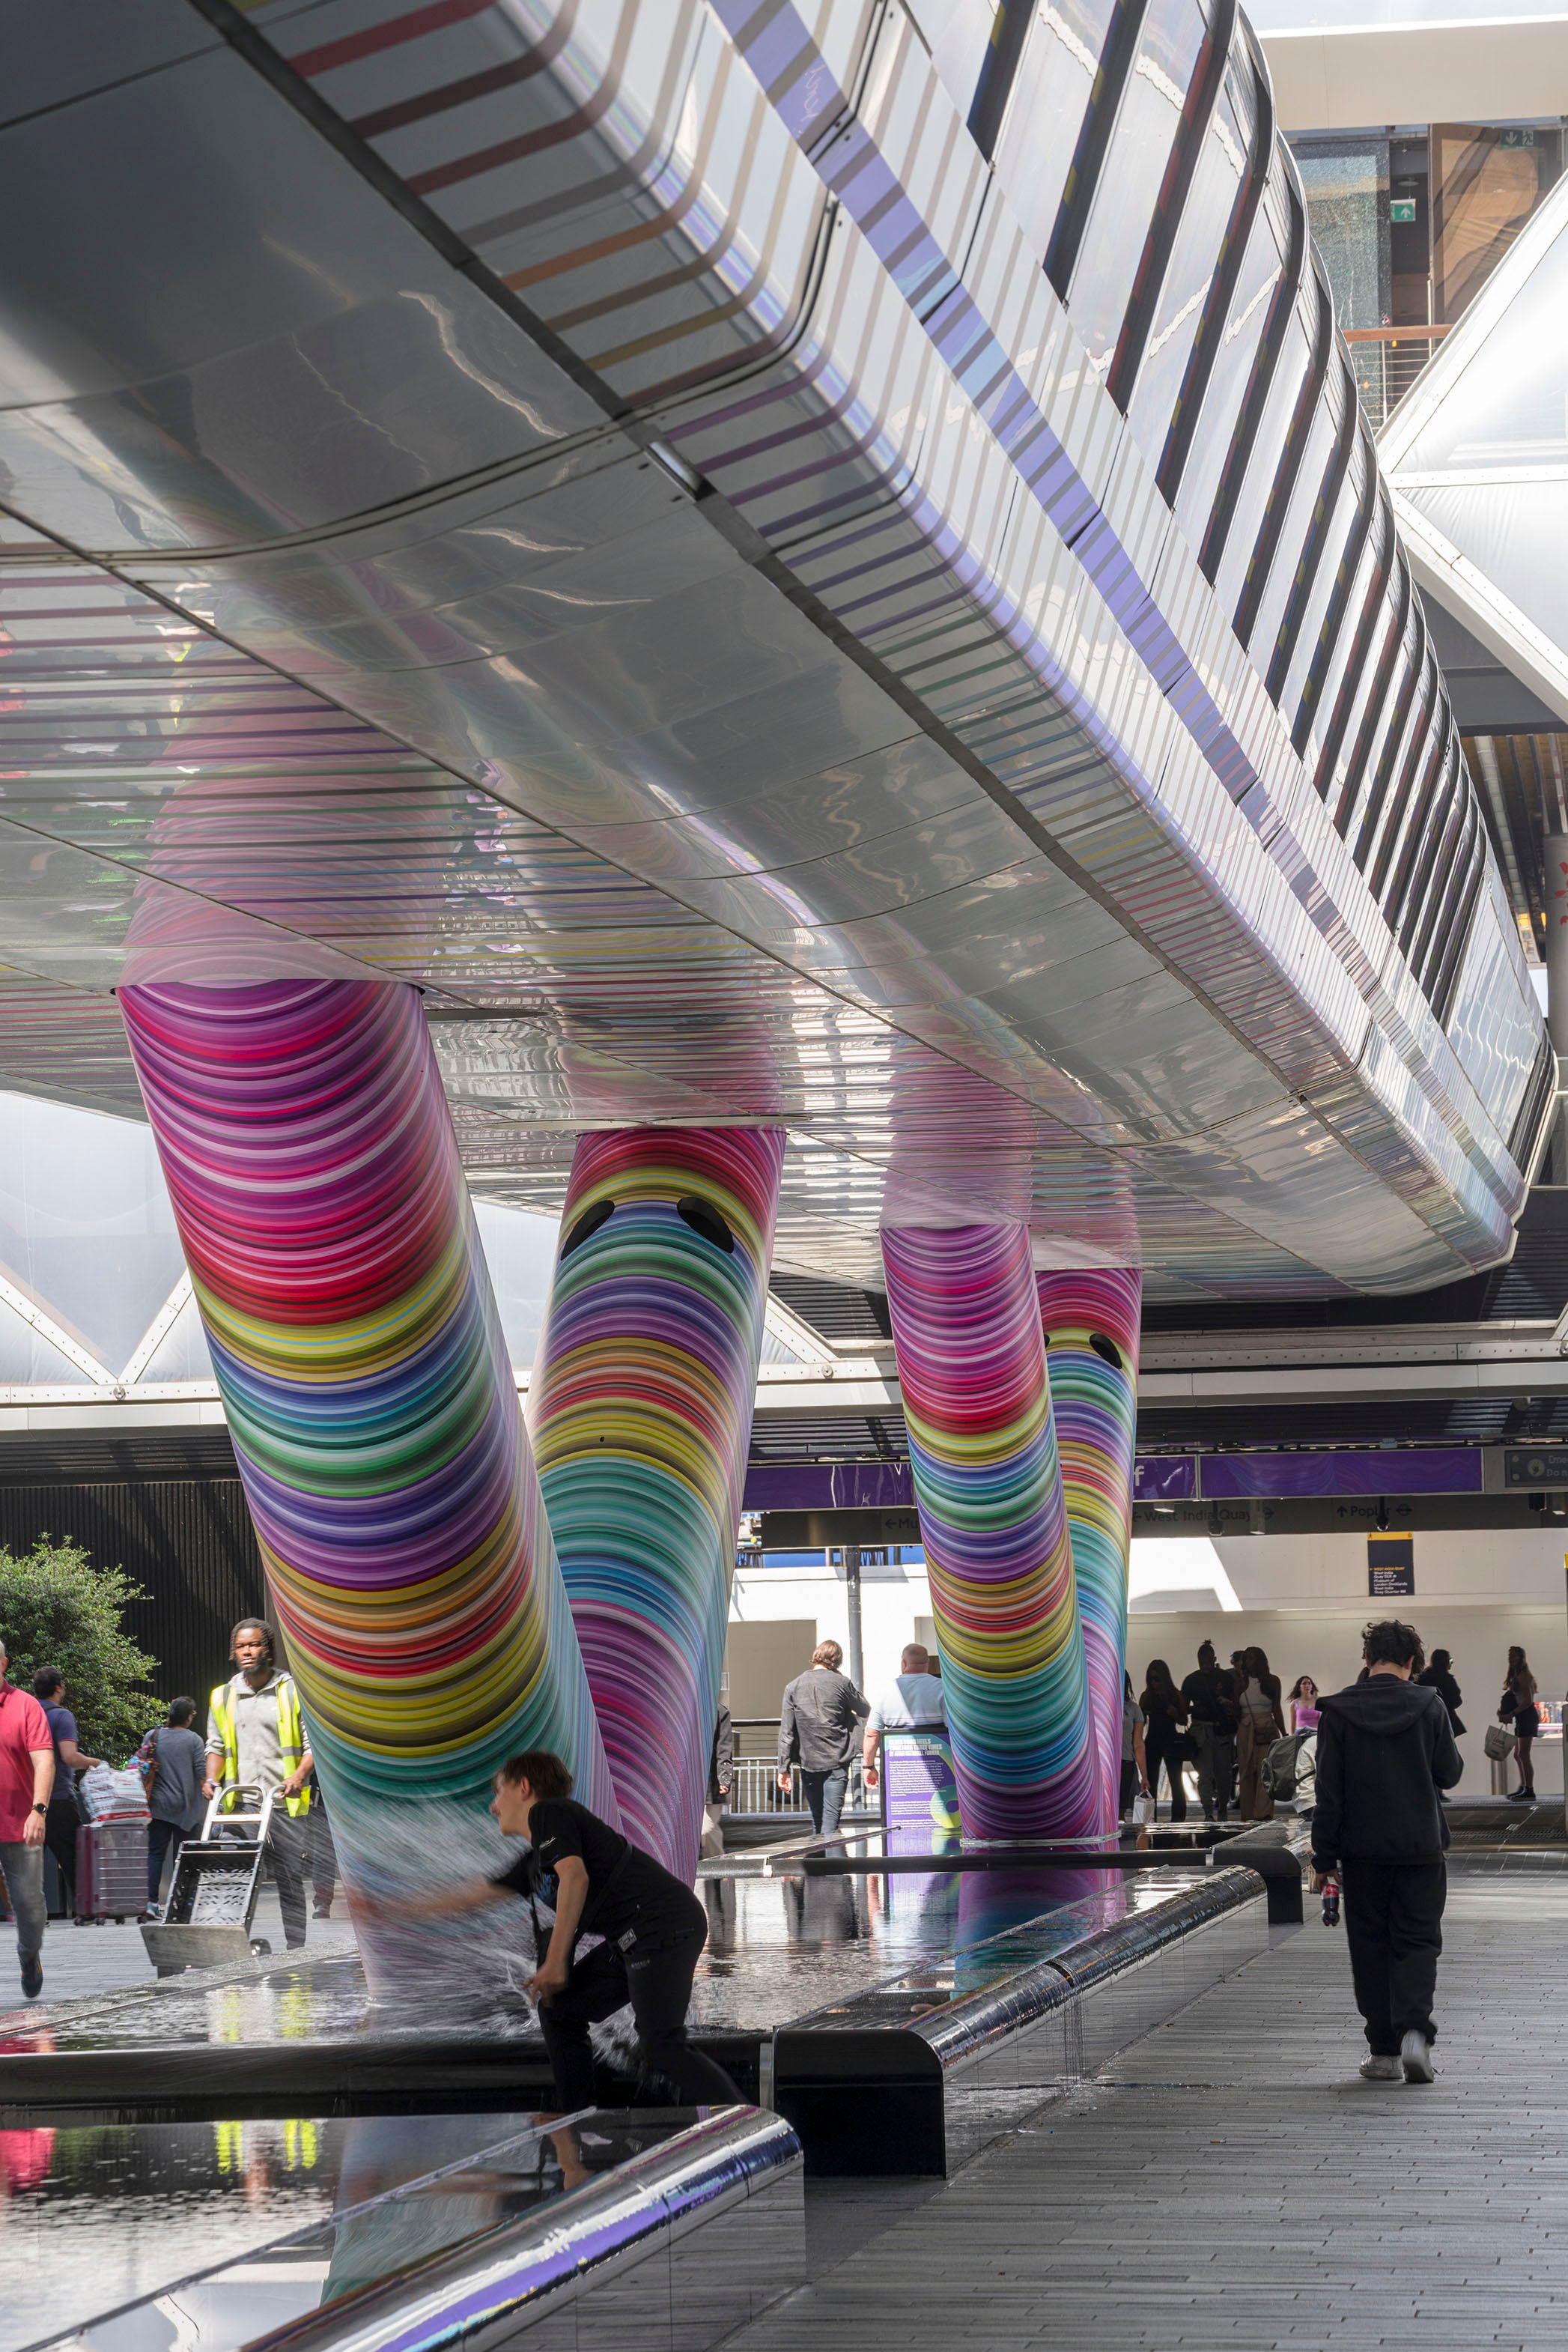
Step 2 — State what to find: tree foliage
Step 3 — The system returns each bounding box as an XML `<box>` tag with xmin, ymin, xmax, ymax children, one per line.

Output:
<box><xmin>0</xmin><ymin>1538</ymin><xmax>157</xmax><ymax>1762</ymax></box>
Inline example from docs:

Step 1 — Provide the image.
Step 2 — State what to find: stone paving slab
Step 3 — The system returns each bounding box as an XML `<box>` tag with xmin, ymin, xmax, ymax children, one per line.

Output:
<box><xmin>751</xmin><ymin>1869</ymin><xmax>1568</xmax><ymax>2351</ymax></box>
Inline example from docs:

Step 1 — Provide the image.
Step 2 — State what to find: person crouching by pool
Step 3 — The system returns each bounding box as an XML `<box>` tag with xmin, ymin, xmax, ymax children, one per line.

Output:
<box><xmin>362</xmin><ymin>1751</ymin><xmax>741</xmax><ymax>2114</ymax></box>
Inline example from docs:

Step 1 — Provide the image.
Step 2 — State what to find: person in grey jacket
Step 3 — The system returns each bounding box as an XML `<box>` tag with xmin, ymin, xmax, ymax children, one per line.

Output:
<box><xmin>1311</xmin><ymin>1619</ymin><xmax>1462</xmax><ymax>2085</ymax></box>
<box><xmin>777</xmin><ymin>1641</ymin><xmax>869</xmax><ymax>1834</ymax></box>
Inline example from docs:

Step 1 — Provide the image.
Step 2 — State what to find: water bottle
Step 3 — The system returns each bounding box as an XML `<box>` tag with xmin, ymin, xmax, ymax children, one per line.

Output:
<box><xmin>1322</xmin><ymin>1878</ymin><xmax>1340</xmax><ymax>1927</ymax></box>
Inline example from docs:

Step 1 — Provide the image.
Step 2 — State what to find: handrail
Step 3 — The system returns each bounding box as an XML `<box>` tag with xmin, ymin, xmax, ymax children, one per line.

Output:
<box><xmin>1342</xmin><ymin>325</ymin><xmax>1450</xmax><ymax>343</ymax></box>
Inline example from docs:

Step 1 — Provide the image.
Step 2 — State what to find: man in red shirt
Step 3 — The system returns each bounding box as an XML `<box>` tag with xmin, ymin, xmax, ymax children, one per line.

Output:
<box><xmin>0</xmin><ymin>1636</ymin><xmax>55</xmax><ymax>1999</ymax></box>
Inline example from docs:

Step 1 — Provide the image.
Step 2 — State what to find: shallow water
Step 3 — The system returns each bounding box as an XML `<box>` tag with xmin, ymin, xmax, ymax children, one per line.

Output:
<box><xmin>0</xmin><ymin>2109</ymin><xmax>591</xmax><ymax>2352</ymax></box>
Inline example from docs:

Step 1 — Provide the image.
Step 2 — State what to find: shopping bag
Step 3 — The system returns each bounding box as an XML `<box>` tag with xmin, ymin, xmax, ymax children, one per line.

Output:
<box><xmin>77</xmin><ymin>1763</ymin><xmax>151</xmax><ymax>1821</ymax></box>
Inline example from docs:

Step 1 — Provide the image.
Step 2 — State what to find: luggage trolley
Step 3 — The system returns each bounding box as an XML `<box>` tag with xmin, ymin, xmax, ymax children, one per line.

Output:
<box><xmin>139</xmin><ymin>1783</ymin><xmax>278</xmax><ymax>1977</ymax></box>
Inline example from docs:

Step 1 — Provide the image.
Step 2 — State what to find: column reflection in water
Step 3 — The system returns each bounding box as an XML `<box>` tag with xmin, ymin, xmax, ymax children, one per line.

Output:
<box><xmin>530</xmin><ymin>1127</ymin><xmax>785</xmax><ymax>1879</ymax></box>
<box><xmin>881</xmin><ymin>1222</ymin><xmax>1099</xmax><ymax>1839</ymax></box>
<box><xmin>1038</xmin><ymin>1268</ymin><xmax>1143</xmax><ymax>1834</ymax></box>
<box><xmin>118</xmin><ymin>978</ymin><xmax>613</xmax><ymax>1982</ymax></box>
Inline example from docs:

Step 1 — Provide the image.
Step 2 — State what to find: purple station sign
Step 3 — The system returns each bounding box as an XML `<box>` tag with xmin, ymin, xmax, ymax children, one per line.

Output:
<box><xmin>1200</xmin><ymin>1449</ymin><xmax>1483</xmax><ymax>1499</ymax></box>
<box><xmin>743</xmin><ymin>1448</ymin><xmax>1485</xmax><ymax>1515</ymax></box>
<box><xmin>1132</xmin><ymin>1456</ymin><xmax>1196</xmax><ymax>1501</ymax></box>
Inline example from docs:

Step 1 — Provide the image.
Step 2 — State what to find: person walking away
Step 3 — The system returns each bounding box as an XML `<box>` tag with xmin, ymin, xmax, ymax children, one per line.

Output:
<box><xmin>1121</xmin><ymin>1670</ymin><xmax>1149</xmax><ymax>1819</ymax></box>
<box><xmin>702</xmin><ymin>1702</ymin><xmax>732</xmax><ymax>1859</ymax></box>
<box><xmin>142</xmin><ymin>1698</ymin><xmax>209</xmax><ymax>1912</ymax></box>
<box><xmin>778</xmin><ymin>1640</ymin><xmax>869</xmax><ymax>1834</ymax></box>
<box><xmin>1289</xmin><ymin>1676</ymin><xmax>1322</xmax><ymax>1733</ymax></box>
<box><xmin>862</xmin><ymin>1642</ymin><xmax>946</xmax><ymax>1797</ymax></box>
<box><xmin>1138</xmin><ymin>1661</ymin><xmax>1190</xmax><ymax>1822</ymax></box>
<box><xmin>206</xmin><ymin>1618</ymin><xmax>314</xmax><ymax>1948</ymax></box>
<box><xmin>1499</xmin><ymin>1646</ymin><xmax>1539</xmax><ymax>1800</ymax></box>
<box><xmin>1236</xmin><ymin>1647</ymin><xmax>1286</xmax><ymax>1820</ymax></box>
<box><xmin>0</xmin><ymin>1637</ymin><xmax>54</xmax><ymax>1999</ymax></box>
<box><xmin>1310</xmin><ymin>1619</ymin><xmax>1462</xmax><ymax>2082</ymax></box>
<box><xmin>369</xmin><ymin>1749</ymin><xmax>741</xmax><ymax>2113</ymax></box>
<box><xmin>1181</xmin><ymin>1642</ymin><xmax>1238</xmax><ymax>1822</ymax></box>
<box><xmin>31</xmin><ymin>1668</ymin><xmax>100</xmax><ymax>1918</ymax></box>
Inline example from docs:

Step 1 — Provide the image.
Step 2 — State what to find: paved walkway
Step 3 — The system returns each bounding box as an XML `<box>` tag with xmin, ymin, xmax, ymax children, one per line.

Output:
<box><xmin>741</xmin><ymin>1865</ymin><xmax>1568</xmax><ymax>2351</ymax></box>
<box><xmin>0</xmin><ymin>1888</ymin><xmax>358</xmax><ymax>2014</ymax></box>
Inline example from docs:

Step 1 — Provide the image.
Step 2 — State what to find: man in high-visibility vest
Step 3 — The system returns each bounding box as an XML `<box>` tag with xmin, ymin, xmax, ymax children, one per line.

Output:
<box><xmin>205</xmin><ymin>1617</ymin><xmax>314</xmax><ymax>1948</ymax></box>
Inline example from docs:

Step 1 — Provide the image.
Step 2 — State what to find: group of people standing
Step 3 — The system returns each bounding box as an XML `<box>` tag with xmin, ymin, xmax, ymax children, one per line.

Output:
<box><xmin>1122</xmin><ymin>1636</ymin><xmax>1547</xmax><ymax>1822</ymax></box>
<box><xmin>1122</xmin><ymin>1642</ymin><xmax>1298</xmax><ymax>1823</ymax></box>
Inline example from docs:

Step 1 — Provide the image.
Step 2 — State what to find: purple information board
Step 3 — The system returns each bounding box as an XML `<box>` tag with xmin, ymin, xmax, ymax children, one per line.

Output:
<box><xmin>1202</xmin><ymin>1449</ymin><xmax>1483</xmax><ymax>1499</ymax></box>
<box><xmin>742</xmin><ymin>1463</ymin><xmax>914</xmax><ymax>1511</ymax></box>
<box><xmin>1133</xmin><ymin>1456</ymin><xmax>1196</xmax><ymax>1500</ymax></box>
<box><xmin>748</xmin><ymin>1458</ymin><xmax>1196</xmax><ymax>1512</ymax></box>
<box><xmin>881</xmin><ymin>1730</ymin><xmax>961</xmax><ymax>1841</ymax></box>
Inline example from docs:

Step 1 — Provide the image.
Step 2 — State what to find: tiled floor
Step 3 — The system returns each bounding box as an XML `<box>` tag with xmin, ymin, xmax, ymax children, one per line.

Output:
<box><xmin>743</xmin><ymin>1862</ymin><xmax>1568</xmax><ymax>2350</ymax></box>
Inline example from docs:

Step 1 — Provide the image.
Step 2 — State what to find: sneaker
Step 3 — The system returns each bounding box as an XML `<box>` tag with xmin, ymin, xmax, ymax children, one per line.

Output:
<box><xmin>1400</xmin><ymin>2031</ymin><xmax>1435</xmax><ymax>2084</ymax></box>
<box><xmin>1359</xmin><ymin>2054</ymin><xmax>1401</xmax><ymax>2081</ymax></box>
<box><xmin>312</xmin><ymin>1899</ymin><xmax>332</xmax><ymax>1918</ymax></box>
<box><xmin>19</xmin><ymin>1954</ymin><xmax>41</xmax><ymax>2000</ymax></box>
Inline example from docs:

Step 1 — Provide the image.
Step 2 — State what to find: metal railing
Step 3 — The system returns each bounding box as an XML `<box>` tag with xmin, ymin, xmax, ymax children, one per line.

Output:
<box><xmin>1343</xmin><ymin>326</ymin><xmax>1451</xmax><ymax>431</ymax></box>
<box><xmin>724</xmin><ymin>1719</ymin><xmax>873</xmax><ymax>1818</ymax></box>
<box><xmin>730</xmin><ymin>1755</ymin><xmax>807</xmax><ymax>1815</ymax></box>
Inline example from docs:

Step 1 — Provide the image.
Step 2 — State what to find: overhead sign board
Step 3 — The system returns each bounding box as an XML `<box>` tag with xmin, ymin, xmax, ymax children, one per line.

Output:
<box><xmin>1367</xmin><ymin>1532</ymin><xmax>1414</xmax><ymax>1596</ymax></box>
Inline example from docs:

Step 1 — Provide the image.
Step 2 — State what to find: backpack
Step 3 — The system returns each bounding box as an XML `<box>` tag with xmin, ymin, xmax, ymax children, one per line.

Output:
<box><xmin>1262</xmin><ymin>1730</ymin><xmax>1310</xmax><ymax>1799</ymax></box>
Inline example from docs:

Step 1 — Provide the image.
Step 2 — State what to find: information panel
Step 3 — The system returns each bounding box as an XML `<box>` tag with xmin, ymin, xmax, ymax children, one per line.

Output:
<box><xmin>1367</xmin><ymin>1532</ymin><xmax>1414</xmax><ymax>1596</ymax></box>
<box><xmin>881</xmin><ymin>1730</ymin><xmax>961</xmax><ymax>1841</ymax></box>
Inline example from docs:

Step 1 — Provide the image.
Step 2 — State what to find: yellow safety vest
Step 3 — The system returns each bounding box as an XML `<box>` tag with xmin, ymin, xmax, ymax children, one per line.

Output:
<box><xmin>208</xmin><ymin>1673</ymin><xmax>310</xmax><ymax>1818</ymax></box>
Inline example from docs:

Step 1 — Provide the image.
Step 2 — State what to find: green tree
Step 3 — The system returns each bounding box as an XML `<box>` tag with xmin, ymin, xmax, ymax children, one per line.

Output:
<box><xmin>0</xmin><ymin>1538</ymin><xmax>157</xmax><ymax>1763</ymax></box>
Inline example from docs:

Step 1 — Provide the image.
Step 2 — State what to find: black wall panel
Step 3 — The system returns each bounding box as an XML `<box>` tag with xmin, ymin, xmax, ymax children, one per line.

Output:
<box><xmin>0</xmin><ymin>1479</ymin><xmax>266</xmax><ymax>1708</ymax></box>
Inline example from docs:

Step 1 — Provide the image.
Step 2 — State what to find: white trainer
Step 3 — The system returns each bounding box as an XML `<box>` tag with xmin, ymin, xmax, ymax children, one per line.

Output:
<box><xmin>1400</xmin><ymin>2031</ymin><xmax>1435</xmax><ymax>2084</ymax></box>
<box><xmin>1359</xmin><ymin>2055</ymin><xmax>1401</xmax><ymax>2080</ymax></box>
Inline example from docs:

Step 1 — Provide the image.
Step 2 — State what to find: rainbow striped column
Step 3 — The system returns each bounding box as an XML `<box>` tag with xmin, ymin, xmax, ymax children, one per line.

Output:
<box><xmin>118</xmin><ymin>980</ymin><xmax>616</xmax><ymax>1876</ymax></box>
<box><xmin>1038</xmin><ymin>1270</ymin><xmax>1143</xmax><ymax>1836</ymax></box>
<box><xmin>881</xmin><ymin>1224</ymin><xmax>1099</xmax><ymax>1840</ymax></box>
<box><xmin>530</xmin><ymin>1128</ymin><xmax>785</xmax><ymax>1880</ymax></box>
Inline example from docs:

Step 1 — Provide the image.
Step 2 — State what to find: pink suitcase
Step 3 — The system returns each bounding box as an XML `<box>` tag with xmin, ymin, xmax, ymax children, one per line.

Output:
<box><xmin>75</xmin><ymin>1818</ymin><xmax>148</xmax><ymax>1921</ymax></box>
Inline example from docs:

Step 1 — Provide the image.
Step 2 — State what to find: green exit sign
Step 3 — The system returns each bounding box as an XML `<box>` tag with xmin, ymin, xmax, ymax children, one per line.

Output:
<box><xmin>1390</xmin><ymin>197</ymin><xmax>1416</xmax><ymax>222</ymax></box>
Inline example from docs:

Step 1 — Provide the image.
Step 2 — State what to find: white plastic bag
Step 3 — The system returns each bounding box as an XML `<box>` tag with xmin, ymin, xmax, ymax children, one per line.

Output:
<box><xmin>78</xmin><ymin>1763</ymin><xmax>150</xmax><ymax>1821</ymax></box>
<box><xmin>1131</xmin><ymin>1792</ymin><xmax>1155</xmax><ymax>1826</ymax></box>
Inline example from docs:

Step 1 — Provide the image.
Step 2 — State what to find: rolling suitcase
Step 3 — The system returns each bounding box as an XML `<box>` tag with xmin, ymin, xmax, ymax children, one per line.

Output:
<box><xmin>75</xmin><ymin>1817</ymin><xmax>148</xmax><ymax>1922</ymax></box>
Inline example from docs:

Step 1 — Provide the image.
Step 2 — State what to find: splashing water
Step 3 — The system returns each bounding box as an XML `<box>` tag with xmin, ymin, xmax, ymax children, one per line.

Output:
<box><xmin>337</xmin><ymin>1797</ymin><xmax>641</xmax><ymax>2074</ymax></box>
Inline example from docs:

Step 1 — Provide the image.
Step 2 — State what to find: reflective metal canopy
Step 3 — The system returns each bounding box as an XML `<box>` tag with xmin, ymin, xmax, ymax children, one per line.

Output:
<box><xmin>0</xmin><ymin>0</ymin><xmax>1546</xmax><ymax>1297</ymax></box>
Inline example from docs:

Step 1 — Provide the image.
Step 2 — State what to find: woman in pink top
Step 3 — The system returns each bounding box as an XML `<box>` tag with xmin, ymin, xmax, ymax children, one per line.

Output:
<box><xmin>1288</xmin><ymin>1674</ymin><xmax>1322</xmax><ymax>1733</ymax></box>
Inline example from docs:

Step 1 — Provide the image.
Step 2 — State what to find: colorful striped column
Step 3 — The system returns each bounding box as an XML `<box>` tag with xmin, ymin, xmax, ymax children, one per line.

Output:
<box><xmin>1037</xmin><ymin>1270</ymin><xmax>1143</xmax><ymax>1836</ymax></box>
<box><xmin>530</xmin><ymin>1127</ymin><xmax>785</xmax><ymax>1880</ymax></box>
<box><xmin>881</xmin><ymin>1223</ymin><xmax>1099</xmax><ymax>1840</ymax></box>
<box><xmin>118</xmin><ymin>980</ymin><xmax>616</xmax><ymax>1884</ymax></box>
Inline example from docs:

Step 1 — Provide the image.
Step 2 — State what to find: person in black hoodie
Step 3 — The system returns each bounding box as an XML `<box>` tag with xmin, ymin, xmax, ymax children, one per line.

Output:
<box><xmin>1311</xmin><ymin>1619</ymin><xmax>1462</xmax><ymax>2085</ymax></box>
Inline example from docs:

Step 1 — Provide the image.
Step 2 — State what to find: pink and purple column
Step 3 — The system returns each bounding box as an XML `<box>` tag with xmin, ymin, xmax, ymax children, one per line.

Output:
<box><xmin>1038</xmin><ymin>1270</ymin><xmax>1143</xmax><ymax>1835</ymax></box>
<box><xmin>118</xmin><ymin>978</ymin><xmax>616</xmax><ymax>1903</ymax></box>
<box><xmin>881</xmin><ymin>1222</ymin><xmax>1100</xmax><ymax>1840</ymax></box>
<box><xmin>529</xmin><ymin>1128</ymin><xmax>785</xmax><ymax>1880</ymax></box>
